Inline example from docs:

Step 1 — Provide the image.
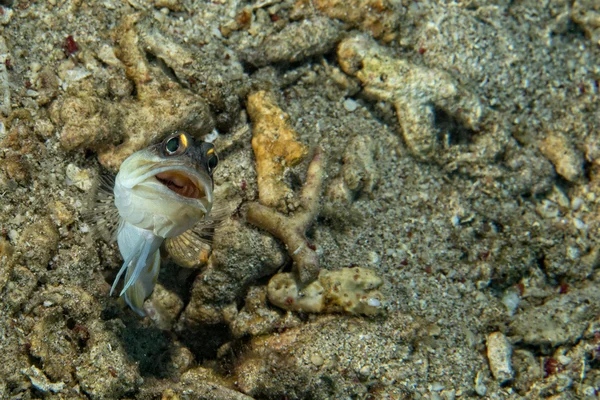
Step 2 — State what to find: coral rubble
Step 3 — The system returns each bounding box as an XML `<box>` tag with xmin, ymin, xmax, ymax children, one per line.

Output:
<box><xmin>337</xmin><ymin>34</ymin><xmax>507</xmax><ymax>166</ymax></box>
<box><xmin>1</xmin><ymin>0</ymin><xmax>599</xmax><ymax>398</ymax></box>
<box><xmin>247</xmin><ymin>90</ymin><xmax>309</xmax><ymax>211</ymax></box>
<box><xmin>268</xmin><ymin>267</ymin><xmax>385</xmax><ymax>315</ymax></box>
<box><xmin>247</xmin><ymin>149</ymin><xmax>325</xmax><ymax>283</ymax></box>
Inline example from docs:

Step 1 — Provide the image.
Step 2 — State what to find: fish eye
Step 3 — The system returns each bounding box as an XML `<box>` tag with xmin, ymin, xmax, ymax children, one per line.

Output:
<box><xmin>206</xmin><ymin>147</ymin><xmax>218</xmax><ymax>172</ymax></box>
<box><xmin>162</xmin><ymin>133</ymin><xmax>188</xmax><ymax>156</ymax></box>
<box><xmin>166</xmin><ymin>137</ymin><xmax>179</xmax><ymax>153</ymax></box>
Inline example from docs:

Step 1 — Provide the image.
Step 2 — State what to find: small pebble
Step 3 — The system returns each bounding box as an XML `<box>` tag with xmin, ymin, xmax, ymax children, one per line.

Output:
<box><xmin>475</xmin><ymin>383</ymin><xmax>487</xmax><ymax>396</ymax></box>
<box><xmin>557</xmin><ymin>355</ymin><xmax>571</xmax><ymax>365</ymax></box>
<box><xmin>486</xmin><ymin>332</ymin><xmax>513</xmax><ymax>383</ymax></box>
<box><xmin>573</xmin><ymin>218</ymin><xmax>587</xmax><ymax>230</ymax></box>
<box><xmin>30</xmin><ymin>62</ymin><xmax>42</xmax><ymax>73</ymax></box>
<box><xmin>441</xmin><ymin>389</ymin><xmax>456</xmax><ymax>400</ymax></box>
<box><xmin>0</xmin><ymin>6</ymin><xmax>13</xmax><ymax>25</ymax></box>
<box><xmin>63</xmin><ymin>68</ymin><xmax>91</xmax><ymax>84</ymax></box>
<box><xmin>343</xmin><ymin>98</ymin><xmax>358</xmax><ymax>112</ymax></box>
<box><xmin>571</xmin><ymin>197</ymin><xmax>584</xmax><ymax>210</ymax></box>
<box><xmin>366</xmin><ymin>298</ymin><xmax>381</xmax><ymax>307</ymax></box>
<box><xmin>501</xmin><ymin>290</ymin><xmax>520</xmax><ymax>316</ymax></box>
<box><xmin>369</xmin><ymin>251</ymin><xmax>380</xmax><ymax>265</ymax></box>
<box><xmin>359</xmin><ymin>365</ymin><xmax>371</xmax><ymax>377</ymax></box>
<box><xmin>566</xmin><ymin>246</ymin><xmax>580</xmax><ymax>260</ymax></box>
<box><xmin>8</xmin><ymin>229</ymin><xmax>18</xmax><ymax>242</ymax></box>
<box><xmin>51</xmin><ymin>201</ymin><xmax>73</xmax><ymax>226</ymax></box>
<box><xmin>310</xmin><ymin>353</ymin><xmax>324</xmax><ymax>366</ymax></box>
<box><xmin>451</xmin><ymin>215</ymin><xmax>460</xmax><ymax>226</ymax></box>
<box><xmin>65</xmin><ymin>163</ymin><xmax>92</xmax><ymax>192</ymax></box>
<box><xmin>474</xmin><ymin>371</ymin><xmax>486</xmax><ymax>396</ymax></box>
<box><xmin>582</xmin><ymin>385</ymin><xmax>596</xmax><ymax>396</ymax></box>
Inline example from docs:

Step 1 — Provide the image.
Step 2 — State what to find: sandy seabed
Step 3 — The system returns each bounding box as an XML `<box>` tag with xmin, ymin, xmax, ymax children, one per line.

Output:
<box><xmin>0</xmin><ymin>0</ymin><xmax>599</xmax><ymax>399</ymax></box>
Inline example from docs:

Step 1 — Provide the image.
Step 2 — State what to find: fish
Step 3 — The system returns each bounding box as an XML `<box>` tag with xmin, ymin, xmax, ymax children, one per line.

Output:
<box><xmin>89</xmin><ymin>132</ymin><xmax>220</xmax><ymax>316</ymax></box>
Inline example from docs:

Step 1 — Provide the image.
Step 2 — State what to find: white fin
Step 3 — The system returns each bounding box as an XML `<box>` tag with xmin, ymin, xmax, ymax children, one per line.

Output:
<box><xmin>124</xmin><ymin>249</ymin><xmax>161</xmax><ymax>316</ymax></box>
<box><xmin>112</xmin><ymin>222</ymin><xmax>163</xmax><ymax>315</ymax></box>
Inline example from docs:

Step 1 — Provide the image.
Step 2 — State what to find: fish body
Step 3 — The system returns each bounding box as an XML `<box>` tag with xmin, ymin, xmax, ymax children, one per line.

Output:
<box><xmin>102</xmin><ymin>132</ymin><xmax>218</xmax><ymax>315</ymax></box>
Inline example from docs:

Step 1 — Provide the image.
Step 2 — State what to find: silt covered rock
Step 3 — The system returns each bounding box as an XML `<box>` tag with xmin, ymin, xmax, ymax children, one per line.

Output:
<box><xmin>268</xmin><ymin>267</ymin><xmax>385</xmax><ymax>315</ymax></box>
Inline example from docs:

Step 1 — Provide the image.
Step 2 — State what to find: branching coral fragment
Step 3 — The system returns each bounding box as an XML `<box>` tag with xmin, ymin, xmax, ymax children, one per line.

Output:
<box><xmin>247</xmin><ymin>90</ymin><xmax>309</xmax><ymax>211</ymax></box>
<box><xmin>247</xmin><ymin>148</ymin><xmax>325</xmax><ymax>283</ymax></box>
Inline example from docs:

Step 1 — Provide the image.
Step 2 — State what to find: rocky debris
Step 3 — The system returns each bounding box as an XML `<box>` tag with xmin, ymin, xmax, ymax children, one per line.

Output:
<box><xmin>75</xmin><ymin>320</ymin><xmax>141</xmax><ymax>399</ymax></box>
<box><xmin>52</xmin><ymin>13</ymin><xmax>215</xmax><ymax>171</ymax></box>
<box><xmin>136</xmin><ymin>17</ymin><xmax>248</xmax><ymax>133</ymax></box>
<box><xmin>234</xmin><ymin>314</ymin><xmax>419</xmax><ymax>398</ymax></box>
<box><xmin>144</xmin><ymin>283</ymin><xmax>184</xmax><ymax>331</ymax></box>
<box><xmin>571</xmin><ymin>0</ymin><xmax>600</xmax><ymax>46</ymax></box>
<box><xmin>177</xmin><ymin>218</ymin><xmax>286</xmax><ymax>327</ymax></box>
<box><xmin>65</xmin><ymin>163</ymin><xmax>93</xmax><ymax>192</ymax></box>
<box><xmin>230</xmin><ymin>286</ymin><xmax>281</xmax><ymax>337</ymax></box>
<box><xmin>19</xmin><ymin>286</ymin><xmax>141</xmax><ymax>399</ymax></box>
<box><xmin>247</xmin><ymin>90</ymin><xmax>308</xmax><ymax>211</ymax></box>
<box><xmin>153</xmin><ymin>0</ymin><xmax>183</xmax><ymax>12</ymax></box>
<box><xmin>230</xmin><ymin>285</ymin><xmax>301</xmax><ymax>338</ymax></box>
<box><xmin>0</xmin><ymin>1</ymin><xmax>598</xmax><ymax>398</ymax></box>
<box><xmin>0</xmin><ymin>237</ymin><xmax>13</xmax><ymax>292</ymax></box>
<box><xmin>0</xmin><ymin>110</ymin><xmax>47</xmax><ymax>185</ymax></box>
<box><xmin>538</xmin><ymin>131</ymin><xmax>584</xmax><ymax>182</ymax></box>
<box><xmin>268</xmin><ymin>267</ymin><xmax>385</xmax><ymax>315</ymax></box>
<box><xmin>17</xmin><ymin>217</ymin><xmax>59</xmax><ymax>275</ymax></box>
<box><xmin>3</xmin><ymin>265</ymin><xmax>37</xmax><ymax>314</ymax></box>
<box><xmin>337</xmin><ymin>34</ymin><xmax>507</xmax><ymax>165</ymax></box>
<box><xmin>28</xmin><ymin>308</ymin><xmax>80</xmax><ymax>384</ymax></box>
<box><xmin>511</xmin><ymin>349</ymin><xmax>543</xmax><ymax>395</ymax></box>
<box><xmin>21</xmin><ymin>366</ymin><xmax>65</xmax><ymax>394</ymax></box>
<box><xmin>336</xmin><ymin>33</ymin><xmax>556</xmax><ymax>195</ymax></box>
<box><xmin>0</xmin><ymin>36</ymin><xmax>11</xmax><ymax>116</ymax></box>
<box><xmin>139</xmin><ymin>366</ymin><xmax>255</xmax><ymax>399</ymax></box>
<box><xmin>53</xmin><ymin>95</ymin><xmax>122</xmax><ymax>153</ymax></box>
<box><xmin>486</xmin><ymin>332</ymin><xmax>513</xmax><ymax>383</ymax></box>
<box><xmin>326</xmin><ymin>135</ymin><xmax>379</xmax><ymax>207</ymax></box>
<box><xmin>540</xmin><ymin>237</ymin><xmax>597</xmax><ymax>281</ymax></box>
<box><xmin>238</xmin><ymin>17</ymin><xmax>342</xmax><ymax>67</ymax></box>
<box><xmin>290</xmin><ymin>0</ymin><xmax>403</xmax><ymax>41</ymax></box>
<box><xmin>509</xmin><ymin>283</ymin><xmax>600</xmax><ymax>347</ymax></box>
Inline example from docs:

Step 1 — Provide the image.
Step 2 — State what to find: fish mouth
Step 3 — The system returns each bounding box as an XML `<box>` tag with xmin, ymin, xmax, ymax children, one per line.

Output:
<box><xmin>149</xmin><ymin>165</ymin><xmax>213</xmax><ymax>213</ymax></box>
<box><xmin>155</xmin><ymin>171</ymin><xmax>205</xmax><ymax>199</ymax></box>
<box><xmin>117</xmin><ymin>153</ymin><xmax>213</xmax><ymax>213</ymax></box>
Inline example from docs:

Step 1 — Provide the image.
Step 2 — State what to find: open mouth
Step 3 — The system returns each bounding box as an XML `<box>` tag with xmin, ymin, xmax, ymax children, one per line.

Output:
<box><xmin>155</xmin><ymin>171</ymin><xmax>206</xmax><ymax>199</ymax></box>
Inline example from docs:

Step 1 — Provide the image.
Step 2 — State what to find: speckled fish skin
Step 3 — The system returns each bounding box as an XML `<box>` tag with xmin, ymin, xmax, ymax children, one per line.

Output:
<box><xmin>111</xmin><ymin>132</ymin><xmax>217</xmax><ymax>316</ymax></box>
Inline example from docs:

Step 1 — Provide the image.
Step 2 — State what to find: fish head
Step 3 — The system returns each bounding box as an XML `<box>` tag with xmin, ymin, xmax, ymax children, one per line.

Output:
<box><xmin>114</xmin><ymin>132</ymin><xmax>219</xmax><ymax>237</ymax></box>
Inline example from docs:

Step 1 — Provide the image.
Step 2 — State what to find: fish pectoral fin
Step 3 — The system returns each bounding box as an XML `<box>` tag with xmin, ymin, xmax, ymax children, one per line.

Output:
<box><xmin>85</xmin><ymin>173</ymin><xmax>120</xmax><ymax>243</ymax></box>
<box><xmin>163</xmin><ymin>202</ymin><xmax>232</xmax><ymax>267</ymax></box>
<box><xmin>164</xmin><ymin>228</ymin><xmax>212</xmax><ymax>267</ymax></box>
<box><xmin>123</xmin><ymin>249</ymin><xmax>161</xmax><ymax>316</ymax></box>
